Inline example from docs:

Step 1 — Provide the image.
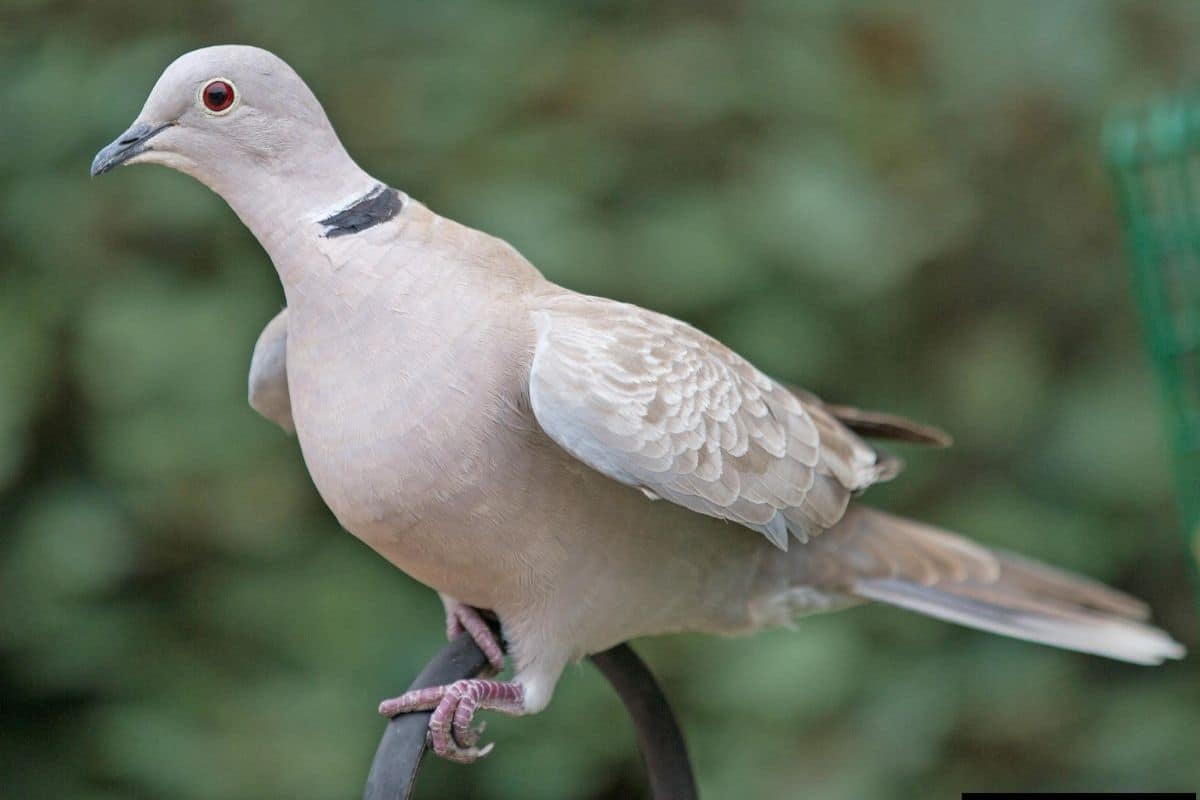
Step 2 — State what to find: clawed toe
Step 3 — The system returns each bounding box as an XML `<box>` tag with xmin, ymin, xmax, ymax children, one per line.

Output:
<box><xmin>447</xmin><ymin>605</ymin><xmax>506</xmax><ymax>673</ymax></box>
<box><xmin>378</xmin><ymin>683</ymin><xmax>446</xmax><ymax>717</ymax></box>
<box><xmin>378</xmin><ymin>678</ymin><xmax>525</xmax><ymax>764</ymax></box>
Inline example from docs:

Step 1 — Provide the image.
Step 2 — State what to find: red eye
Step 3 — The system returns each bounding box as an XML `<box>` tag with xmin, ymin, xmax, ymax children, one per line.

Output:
<box><xmin>202</xmin><ymin>80</ymin><xmax>235</xmax><ymax>112</ymax></box>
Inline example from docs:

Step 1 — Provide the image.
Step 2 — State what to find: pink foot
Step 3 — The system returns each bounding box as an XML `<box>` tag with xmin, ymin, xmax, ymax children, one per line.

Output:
<box><xmin>445</xmin><ymin>604</ymin><xmax>505</xmax><ymax>674</ymax></box>
<box><xmin>378</xmin><ymin>679</ymin><xmax>525</xmax><ymax>763</ymax></box>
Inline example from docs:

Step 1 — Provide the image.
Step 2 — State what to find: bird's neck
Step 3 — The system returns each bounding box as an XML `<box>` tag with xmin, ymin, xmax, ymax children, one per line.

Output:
<box><xmin>201</xmin><ymin>141</ymin><xmax>385</xmax><ymax>290</ymax></box>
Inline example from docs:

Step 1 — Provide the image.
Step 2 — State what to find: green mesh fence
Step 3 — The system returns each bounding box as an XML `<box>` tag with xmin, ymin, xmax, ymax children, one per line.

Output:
<box><xmin>1107</xmin><ymin>96</ymin><xmax>1200</xmax><ymax>567</ymax></box>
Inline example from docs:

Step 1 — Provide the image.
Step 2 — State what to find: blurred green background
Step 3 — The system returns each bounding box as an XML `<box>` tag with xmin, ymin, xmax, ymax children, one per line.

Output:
<box><xmin>2</xmin><ymin>1</ymin><xmax>1199</xmax><ymax>798</ymax></box>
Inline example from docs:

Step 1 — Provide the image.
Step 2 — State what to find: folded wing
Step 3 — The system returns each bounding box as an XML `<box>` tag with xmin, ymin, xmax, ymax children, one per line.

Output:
<box><xmin>528</xmin><ymin>294</ymin><xmax>895</xmax><ymax>548</ymax></box>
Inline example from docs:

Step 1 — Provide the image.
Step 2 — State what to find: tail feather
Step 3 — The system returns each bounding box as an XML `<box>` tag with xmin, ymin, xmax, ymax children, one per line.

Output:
<box><xmin>855</xmin><ymin>578</ymin><xmax>1183</xmax><ymax>665</ymax></box>
<box><xmin>984</xmin><ymin>549</ymin><xmax>1150</xmax><ymax>620</ymax></box>
<box><xmin>811</xmin><ymin>507</ymin><xmax>1185</xmax><ymax>666</ymax></box>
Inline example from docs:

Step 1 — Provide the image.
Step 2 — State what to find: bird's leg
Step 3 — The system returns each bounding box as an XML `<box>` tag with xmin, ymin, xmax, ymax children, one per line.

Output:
<box><xmin>380</xmin><ymin>638</ymin><xmax>566</xmax><ymax>763</ymax></box>
<box><xmin>378</xmin><ymin>679</ymin><xmax>526</xmax><ymax>763</ymax></box>
<box><xmin>441</xmin><ymin>598</ymin><xmax>505</xmax><ymax>674</ymax></box>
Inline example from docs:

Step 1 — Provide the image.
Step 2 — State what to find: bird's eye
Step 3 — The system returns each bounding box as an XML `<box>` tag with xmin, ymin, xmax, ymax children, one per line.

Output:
<box><xmin>201</xmin><ymin>79</ymin><xmax>236</xmax><ymax>113</ymax></box>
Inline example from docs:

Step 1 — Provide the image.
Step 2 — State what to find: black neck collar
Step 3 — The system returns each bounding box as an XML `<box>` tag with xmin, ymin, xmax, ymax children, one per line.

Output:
<box><xmin>318</xmin><ymin>184</ymin><xmax>404</xmax><ymax>238</ymax></box>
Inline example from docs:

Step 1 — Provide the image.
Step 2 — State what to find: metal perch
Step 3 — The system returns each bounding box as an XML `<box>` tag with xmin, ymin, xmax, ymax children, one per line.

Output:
<box><xmin>363</xmin><ymin>635</ymin><xmax>698</xmax><ymax>800</ymax></box>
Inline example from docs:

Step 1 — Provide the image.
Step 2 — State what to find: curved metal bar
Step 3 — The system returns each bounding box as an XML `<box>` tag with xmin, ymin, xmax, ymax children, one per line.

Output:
<box><xmin>363</xmin><ymin>637</ymin><xmax>698</xmax><ymax>800</ymax></box>
<box><xmin>363</xmin><ymin>633</ymin><xmax>493</xmax><ymax>800</ymax></box>
<box><xmin>588</xmin><ymin>645</ymin><xmax>699</xmax><ymax>800</ymax></box>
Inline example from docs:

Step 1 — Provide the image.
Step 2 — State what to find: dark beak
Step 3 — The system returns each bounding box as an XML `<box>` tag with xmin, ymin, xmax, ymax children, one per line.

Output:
<box><xmin>90</xmin><ymin>121</ymin><xmax>174</xmax><ymax>177</ymax></box>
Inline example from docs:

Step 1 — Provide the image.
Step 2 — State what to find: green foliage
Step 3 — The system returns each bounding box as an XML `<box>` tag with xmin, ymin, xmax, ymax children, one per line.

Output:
<box><xmin>1</xmin><ymin>1</ymin><xmax>1198</xmax><ymax>798</ymax></box>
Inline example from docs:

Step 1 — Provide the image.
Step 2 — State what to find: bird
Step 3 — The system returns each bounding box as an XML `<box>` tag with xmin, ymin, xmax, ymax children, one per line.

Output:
<box><xmin>92</xmin><ymin>45</ymin><xmax>1184</xmax><ymax>763</ymax></box>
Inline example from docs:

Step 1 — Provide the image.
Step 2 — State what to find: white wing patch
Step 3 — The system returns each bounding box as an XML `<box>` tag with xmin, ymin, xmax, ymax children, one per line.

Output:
<box><xmin>528</xmin><ymin>294</ymin><xmax>888</xmax><ymax>548</ymax></box>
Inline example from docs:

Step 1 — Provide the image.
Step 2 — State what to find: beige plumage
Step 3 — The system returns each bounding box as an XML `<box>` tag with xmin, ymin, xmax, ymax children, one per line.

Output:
<box><xmin>95</xmin><ymin>45</ymin><xmax>1184</xmax><ymax>763</ymax></box>
<box><xmin>529</xmin><ymin>292</ymin><xmax>897</xmax><ymax>547</ymax></box>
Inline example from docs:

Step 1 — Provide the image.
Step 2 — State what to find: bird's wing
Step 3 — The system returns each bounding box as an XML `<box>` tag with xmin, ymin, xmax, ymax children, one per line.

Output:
<box><xmin>248</xmin><ymin>308</ymin><xmax>294</xmax><ymax>434</ymax></box>
<box><xmin>822</xmin><ymin>403</ymin><xmax>952</xmax><ymax>447</ymax></box>
<box><xmin>528</xmin><ymin>294</ymin><xmax>895</xmax><ymax>549</ymax></box>
<box><xmin>787</xmin><ymin>386</ymin><xmax>953</xmax><ymax>447</ymax></box>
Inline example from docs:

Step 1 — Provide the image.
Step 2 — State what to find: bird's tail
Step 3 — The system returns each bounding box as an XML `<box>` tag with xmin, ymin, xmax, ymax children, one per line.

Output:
<box><xmin>803</xmin><ymin>507</ymin><xmax>1185</xmax><ymax>665</ymax></box>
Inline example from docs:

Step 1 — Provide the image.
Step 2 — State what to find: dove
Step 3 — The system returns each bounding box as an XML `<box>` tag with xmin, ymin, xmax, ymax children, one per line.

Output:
<box><xmin>93</xmin><ymin>45</ymin><xmax>1184</xmax><ymax>763</ymax></box>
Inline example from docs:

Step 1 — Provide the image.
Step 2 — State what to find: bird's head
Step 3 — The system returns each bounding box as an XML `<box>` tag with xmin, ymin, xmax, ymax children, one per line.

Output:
<box><xmin>92</xmin><ymin>45</ymin><xmax>377</xmax><ymax>249</ymax></box>
<box><xmin>91</xmin><ymin>45</ymin><xmax>354</xmax><ymax>194</ymax></box>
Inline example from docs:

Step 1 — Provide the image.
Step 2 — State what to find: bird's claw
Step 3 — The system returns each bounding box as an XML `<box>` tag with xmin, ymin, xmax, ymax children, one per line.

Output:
<box><xmin>378</xmin><ymin>678</ymin><xmax>524</xmax><ymax>764</ymax></box>
<box><xmin>446</xmin><ymin>604</ymin><xmax>506</xmax><ymax>674</ymax></box>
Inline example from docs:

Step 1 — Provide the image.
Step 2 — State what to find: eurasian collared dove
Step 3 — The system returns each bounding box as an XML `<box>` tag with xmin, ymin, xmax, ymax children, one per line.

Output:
<box><xmin>93</xmin><ymin>45</ymin><xmax>1184</xmax><ymax>763</ymax></box>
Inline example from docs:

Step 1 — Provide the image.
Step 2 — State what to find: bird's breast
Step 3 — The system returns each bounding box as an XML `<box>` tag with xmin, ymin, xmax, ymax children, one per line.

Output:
<box><xmin>280</xmin><ymin>287</ymin><xmax>545</xmax><ymax>596</ymax></box>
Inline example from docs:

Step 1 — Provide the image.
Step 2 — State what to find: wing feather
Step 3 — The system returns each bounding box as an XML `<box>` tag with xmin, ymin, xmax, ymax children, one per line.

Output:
<box><xmin>528</xmin><ymin>294</ymin><xmax>892</xmax><ymax>548</ymax></box>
